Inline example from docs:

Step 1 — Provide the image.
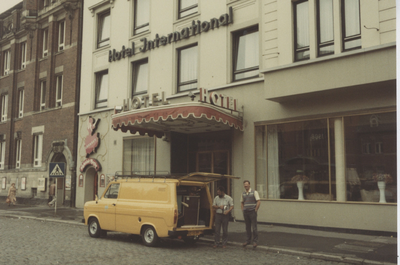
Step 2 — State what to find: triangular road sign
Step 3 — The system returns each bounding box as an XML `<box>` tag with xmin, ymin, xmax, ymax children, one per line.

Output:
<box><xmin>50</xmin><ymin>164</ymin><xmax>64</xmax><ymax>176</ymax></box>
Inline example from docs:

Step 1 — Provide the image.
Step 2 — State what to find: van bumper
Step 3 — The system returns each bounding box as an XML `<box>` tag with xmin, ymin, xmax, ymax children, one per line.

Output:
<box><xmin>168</xmin><ymin>229</ymin><xmax>213</xmax><ymax>237</ymax></box>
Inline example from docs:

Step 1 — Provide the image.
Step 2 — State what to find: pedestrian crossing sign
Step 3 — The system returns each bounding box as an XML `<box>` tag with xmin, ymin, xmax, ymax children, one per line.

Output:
<box><xmin>49</xmin><ymin>163</ymin><xmax>65</xmax><ymax>177</ymax></box>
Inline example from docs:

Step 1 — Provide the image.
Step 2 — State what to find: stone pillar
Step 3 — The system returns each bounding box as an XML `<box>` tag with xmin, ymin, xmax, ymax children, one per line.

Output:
<box><xmin>334</xmin><ymin>118</ymin><xmax>346</xmax><ymax>202</ymax></box>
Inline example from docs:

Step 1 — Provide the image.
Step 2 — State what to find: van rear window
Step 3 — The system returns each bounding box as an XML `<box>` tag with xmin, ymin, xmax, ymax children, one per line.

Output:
<box><xmin>119</xmin><ymin>183</ymin><xmax>170</xmax><ymax>202</ymax></box>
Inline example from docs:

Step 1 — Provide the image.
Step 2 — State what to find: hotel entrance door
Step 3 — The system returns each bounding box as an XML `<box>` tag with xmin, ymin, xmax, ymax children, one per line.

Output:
<box><xmin>197</xmin><ymin>151</ymin><xmax>231</xmax><ymax>197</ymax></box>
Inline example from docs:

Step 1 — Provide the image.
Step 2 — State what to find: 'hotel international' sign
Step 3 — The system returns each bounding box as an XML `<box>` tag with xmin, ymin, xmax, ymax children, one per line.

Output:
<box><xmin>108</xmin><ymin>7</ymin><xmax>233</xmax><ymax>62</ymax></box>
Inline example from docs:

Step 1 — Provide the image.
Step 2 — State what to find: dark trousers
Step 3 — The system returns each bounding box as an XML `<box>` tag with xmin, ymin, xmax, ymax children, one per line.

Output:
<box><xmin>243</xmin><ymin>210</ymin><xmax>258</xmax><ymax>244</ymax></box>
<box><xmin>214</xmin><ymin>213</ymin><xmax>229</xmax><ymax>246</ymax></box>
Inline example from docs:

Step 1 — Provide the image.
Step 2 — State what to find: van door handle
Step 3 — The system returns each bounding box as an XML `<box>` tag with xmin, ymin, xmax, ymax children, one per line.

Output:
<box><xmin>112</xmin><ymin>203</ymin><xmax>116</xmax><ymax>206</ymax></box>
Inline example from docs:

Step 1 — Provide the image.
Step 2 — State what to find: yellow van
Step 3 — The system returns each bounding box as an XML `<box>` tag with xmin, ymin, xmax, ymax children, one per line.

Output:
<box><xmin>84</xmin><ymin>172</ymin><xmax>237</xmax><ymax>246</ymax></box>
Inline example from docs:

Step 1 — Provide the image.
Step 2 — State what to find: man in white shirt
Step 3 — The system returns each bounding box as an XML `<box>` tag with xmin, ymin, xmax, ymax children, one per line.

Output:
<box><xmin>212</xmin><ymin>186</ymin><xmax>233</xmax><ymax>248</ymax></box>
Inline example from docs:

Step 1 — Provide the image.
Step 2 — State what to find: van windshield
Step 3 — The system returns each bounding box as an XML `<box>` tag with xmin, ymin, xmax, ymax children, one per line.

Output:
<box><xmin>103</xmin><ymin>183</ymin><xmax>120</xmax><ymax>199</ymax></box>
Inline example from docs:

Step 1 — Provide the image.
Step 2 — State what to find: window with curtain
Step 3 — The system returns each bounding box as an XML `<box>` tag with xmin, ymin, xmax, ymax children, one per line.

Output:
<box><xmin>178</xmin><ymin>44</ymin><xmax>197</xmax><ymax>92</ymax></box>
<box><xmin>341</xmin><ymin>0</ymin><xmax>361</xmax><ymax>51</ymax></box>
<box><xmin>18</xmin><ymin>90</ymin><xmax>24</xmax><ymax>118</ymax></box>
<box><xmin>20</xmin><ymin>42</ymin><xmax>27</xmax><ymax>69</ymax></box>
<box><xmin>15</xmin><ymin>139</ymin><xmax>22</xmax><ymax>169</ymax></box>
<box><xmin>317</xmin><ymin>0</ymin><xmax>334</xmax><ymax>56</ymax></box>
<box><xmin>179</xmin><ymin>0</ymin><xmax>198</xmax><ymax>19</ymax></box>
<box><xmin>95</xmin><ymin>71</ymin><xmax>108</xmax><ymax>109</ymax></box>
<box><xmin>0</xmin><ymin>139</ymin><xmax>5</xmax><ymax>169</ymax></box>
<box><xmin>1</xmin><ymin>94</ymin><xmax>8</xmax><ymax>122</ymax></box>
<box><xmin>123</xmin><ymin>137</ymin><xmax>155</xmax><ymax>175</ymax></box>
<box><xmin>233</xmin><ymin>26</ymin><xmax>259</xmax><ymax>81</ymax></box>
<box><xmin>256</xmin><ymin>111</ymin><xmax>396</xmax><ymax>203</ymax></box>
<box><xmin>134</xmin><ymin>0</ymin><xmax>149</xmax><ymax>34</ymax></box>
<box><xmin>40</xmin><ymin>80</ymin><xmax>46</xmax><ymax>110</ymax></box>
<box><xmin>58</xmin><ymin>21</ymin><xmax>65</xmax><ymax>51</ymax></box>
<box><xmin>132</xmin><ymin>59</ymin><xmax>148</xmax><ymax>95</ymax></box>
<box><xmin>294</xmin><ymin>1</ymin><xmax>309</xmax><ymax>61</ymax></box>
<box><xmin>3</xmin><ymin>50</ymin><xmax>10</xmax><ymax>75</ymax></box>
<box><xmin>97</xmin><ymin>11</ymin><xmax>110</xmax><ymax>48</ymax></box>
<box><xmin>42</xmin><ymin>29</ymin><xmax>48</xmax><ymax>57</ymax></box>
<box><xmin>33</xmin><ymin>134</ymin><xmax>43</xmax><ymax>167</ymax></box>
<box><xmin>56</xmin><ymin>75</ymin><xmax>63</xmax><ymax>107</ymax></box>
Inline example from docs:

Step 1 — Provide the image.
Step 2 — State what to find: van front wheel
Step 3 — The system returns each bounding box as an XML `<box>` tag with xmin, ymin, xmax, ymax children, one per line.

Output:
<box><xmin>88</xmin><ymin>218</ymin><xmax>103</xmax><ymax>238</ymax></box>
<box><xmin>142</xmin><ymin>226</ymin><xmax>159</xmax><ymax>247</ymax></box>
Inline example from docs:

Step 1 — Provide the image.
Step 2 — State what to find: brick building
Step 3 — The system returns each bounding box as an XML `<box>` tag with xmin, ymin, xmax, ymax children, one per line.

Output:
<box><xmin>0</xmin><ymin>0</ymin><xmax>82</xmax><ymax>206</ymax></box>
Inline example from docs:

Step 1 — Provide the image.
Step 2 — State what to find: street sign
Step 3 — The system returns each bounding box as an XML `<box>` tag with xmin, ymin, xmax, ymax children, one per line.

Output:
<box><xmin>49</xmin><ymin>163</ymin><xmax>65</xmax><ymax>177</ymax></box>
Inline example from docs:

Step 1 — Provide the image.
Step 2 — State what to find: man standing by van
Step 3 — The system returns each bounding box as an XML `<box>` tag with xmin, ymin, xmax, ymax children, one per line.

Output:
<box><xmin>241</xmin><ymin>180</ymin><xmax>260</xmax><ymax>248</ymax></box>
<box><xmin>212</xmin><ymin>186</ymin><xmax>233</xmax><ymax>248</ymax></box>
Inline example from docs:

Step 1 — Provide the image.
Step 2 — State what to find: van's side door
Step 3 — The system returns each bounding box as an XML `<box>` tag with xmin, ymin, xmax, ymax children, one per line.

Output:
<box><xmin>97</xmin><ymin>183</ymin><xmax>119</xmax><ymax>231</ymax></box>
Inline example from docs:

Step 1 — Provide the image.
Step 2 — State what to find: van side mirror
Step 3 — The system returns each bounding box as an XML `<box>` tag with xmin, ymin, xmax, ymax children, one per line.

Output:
<box><xmin>95</xmin><ymin>195</ymin><xmax>98</xmax><ymax>203</ymax></box>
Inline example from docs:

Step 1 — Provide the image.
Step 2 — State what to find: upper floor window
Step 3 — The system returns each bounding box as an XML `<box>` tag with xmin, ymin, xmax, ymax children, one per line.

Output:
<box><xmin>33</xmin><ymin>134</ymin><xmax>43</xmax><ymax>167</ymax></box>
<box><xmin>55</xmin><ymin>75</ymin><xmax>63</xmax><ymax>107</ymax></box>
<box><xmin>179</xmin><ymin>0</ymin><xmax>198</xmax><ymax>19</ymax></box>
<box><xmin>1</xmin><ymin>94</ymin><xmax>8</xmax><ymax>122</ymax></box>
<box><xmin>317</xmin><ymin>0</ymin><xmax>334</xmax><ymax>56</ymax></box>
<box><xmin>58</xmin><ymin>21</ymin><xmax>65</xmax><ymax>51</ymax></box>
<box><xmin>95</xmin><ymin>70</ymin><xmax>108</xmax><ymax>108</ymax></box>
<box><xmin>20</xmin><ymin>42</ymin><xmax>27</xmax><ymax>69</ymax></box>
<box><xmin>42</xmin><ymin>28</ymin><xmax>49</xmax><ymax>57</ymax></box>
<box><xmin>341</xmin><ymin>0</ymin><xmax>361</xmax><ymax>51</ymax></box>
<box><xmin>0</xmin><ymin>137</ymin><xmax>5</xmax><ymax>170</ymax></box>
<box><xmin>177</xmin><ymin>44</ymin><xmax>197</xmax><ymax>92</ymax></box>
<box><xmin>15</xmin><ymin>139</ymin><xmax>22</xmax><ymax>169</ymax></box>
<box><xmin>3</xmin><ymin>50</ymin><xmax>10</xmax><ymax>75</ymax></box>
<box><xmin>40</xmin><ymin>80</ymin><xmax>46</xmax><ymax>110</ymax></box>
<box><xmin>134</xmin><ymin>0</ymin><xmax>150</xmax><ymax>34</ymax></box>
<box><xmin>18</xmin><ymin>90</ymin><xmax>24</xmax><ymax>118</ymax></box>
<box><xmin>132</xmin><ymin>59</ymin><xmax>148</xmax><ymax>95</ymax></box>
<box><xmin>233</xmin><ymin>26</ymin><xmax>259</xmax><ymax>81</ymax></box>
<box><xmin>97</xmin><ymin>11</ymin><xmax>110</xmax><ymax>48</ymax></box>
<box><xmin>294</xmin><ymin>1</ymin><xmax>310</xmax><ymax>61</ymax></box>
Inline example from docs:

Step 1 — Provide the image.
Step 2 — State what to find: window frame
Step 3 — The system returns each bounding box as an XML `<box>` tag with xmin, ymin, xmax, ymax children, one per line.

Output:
<box><xmin>177</xmin><ymin>44</ymin><xmax>198</xmax><ymax>93</ymax></box>
<box><xmin>95</xmin><ymin>70</ymin><xmax>109</xmax><ymax>109</ymax></box>
<box><xmin>341</xmin><ymin>0</ymin><xmax>361</xmax><ymax>51</ymax></box>
<box><xmin>55</xmin><ymin>75</ymin><xmax>63</xmax><ymax>107</ymax></box>
<box><xmin>132</xmin><ymin>59</ymin><xmax>149</xmax><ymax>96</ymax></box>
<box><xmin>15</xmin><ymin>139</ymin><xmax>22</xmax><ymax>169</ymax></box>
<box><xmin>40</xmin><ymin>80</ymin><xmax>46</xmax><ymax>111</ymax></box>
<box><xmin>0</xmin><ymin>138</ymin><xmax>5</xmax><ymax>170</ymax></box>
<box><xmin>42</xmin><ymin>28</ymin><xmax>49</xmax><ymax>57</ymax></box>
<box><xmin>3</xmin><ymin>50</ymin><xmax>10</xmax><ymax>75</ymax></box>
<box><xmin>58</xmin><ymin>20</ymin><xmax>65</xmax><ymax>51</ymax></box>
<box><xmin>97</xmin><ymin>10</ymin><xmax>111</xmax><ymax>49</ymax></box>
<box><xmin>232</xmin><ymin>26</ymin><xmax>260</xmax><ymax>82</ymax></box>
<box><xmin>18</xmin><ymin>90</ymin><xmax>24</xmax><ymax>118</ymax></box>
<box><xmin>1</xmin><ymin>94</ymin><xmax>8</xmax><ymax>122</ymax></box>
<box><xmin>316</xmin><ymin>0</ymin><xmax>334</xmax><ymax>57</ymax></box>
<box><xmin>178</xmin><ymin>0</ymin><xmax>198</xmax><ymax>19</ymax></box>
<box><xmin>33</xmin><ymin>134</ymin><xmax>43</xmax><ymax>167</ymax></box>
<box><xmin>20</xmin><ymin>42</ymin><xmax>27</xmax><ymax>69</ymax></box>
<box><xmin>293</xmin><ymin>0</ymin><xmax>310</xmax><ymax>62</ymax></box>
<box><xmin>134</xmin><ymin>0</ymin><xmax>150</xmax><ymax>35</ymax></box>
<box><xmin>123</xmin><ymin>136</ymin><xmax>155</xmax><ymax>175</ymax></box>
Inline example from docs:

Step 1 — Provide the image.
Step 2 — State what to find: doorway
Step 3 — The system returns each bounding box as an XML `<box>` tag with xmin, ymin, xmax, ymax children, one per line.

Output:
<box><xmin>197</xmin><ymin>151</ymin><xmax>231</xmax><ymax>197</ymax></box>
<box><xmin>84</xmin><ymin>167</ymin><xmax>98</xmax><ymax>203</ymax></box>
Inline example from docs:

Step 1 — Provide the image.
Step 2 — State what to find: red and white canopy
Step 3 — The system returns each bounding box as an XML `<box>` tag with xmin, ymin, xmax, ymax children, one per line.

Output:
<box><xmin>111</xmin><ymin>102</ymin><xmax>243</xmax><ymax>138</ymax></box>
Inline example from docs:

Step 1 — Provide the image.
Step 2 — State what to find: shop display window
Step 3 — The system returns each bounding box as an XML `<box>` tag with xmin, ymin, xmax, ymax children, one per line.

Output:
<box><xmin>256</xmin><ymin>111</ymin><xmax>396</xmax><ymax>203</ymax></box>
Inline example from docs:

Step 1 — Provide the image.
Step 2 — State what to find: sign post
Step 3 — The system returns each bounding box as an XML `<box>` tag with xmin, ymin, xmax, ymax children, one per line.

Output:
<box><xmin>49</xmin><ymin>163</ymin><xmax>65</xmax><ymax>214</ymax></box>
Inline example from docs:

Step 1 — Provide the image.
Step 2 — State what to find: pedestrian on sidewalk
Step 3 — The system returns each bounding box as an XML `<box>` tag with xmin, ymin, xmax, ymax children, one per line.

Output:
<box><xmin>7</xmin><ymin>183</ymin><xmax>17</xmax><ymax>206</ymax></box>
<box><xmin>212</xmin><ymin>186</ymin><xmax>233</xmax><ymax>249</ymax></box>
<box><xmin>48</xmin><ymin>179</ymin><xmax>56</xmax><ymax>207</ymax></box>
<box><xmin>241</xmin><ymin>180</ymin><xmax>260</xmax><ymax>248</ymax></box>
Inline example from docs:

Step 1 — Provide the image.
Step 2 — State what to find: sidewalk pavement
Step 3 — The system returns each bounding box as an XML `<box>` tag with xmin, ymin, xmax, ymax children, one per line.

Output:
<box><xmin>0</xmin><ymin>203</ymin><xmax>396</xmax><ymax>265</ymax></box>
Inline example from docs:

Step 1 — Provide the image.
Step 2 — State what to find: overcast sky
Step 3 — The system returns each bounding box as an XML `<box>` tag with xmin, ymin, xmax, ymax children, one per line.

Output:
<box><xmin>0</xmin><ymin>0</ymin><xmax>22</xmax><ymax>14</ymax></box>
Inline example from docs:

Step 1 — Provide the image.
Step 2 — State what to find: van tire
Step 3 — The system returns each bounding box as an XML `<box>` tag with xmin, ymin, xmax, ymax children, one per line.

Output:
<box><xmin>88</xmin><ymin>218</ymin><xmax>103</xmax><ymax>238</ymax></box>
<box><xmin>141</xmin><ymin>226</ymin><xmax>159</xmax><ymax>247</ymax></box>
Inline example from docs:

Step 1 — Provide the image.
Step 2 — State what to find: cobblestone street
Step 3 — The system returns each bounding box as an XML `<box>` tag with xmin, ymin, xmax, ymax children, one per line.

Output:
<box><xmin>0</xmin><ymin>217</ymin><xmax>352</xmax><ymax>265</ymax></box>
